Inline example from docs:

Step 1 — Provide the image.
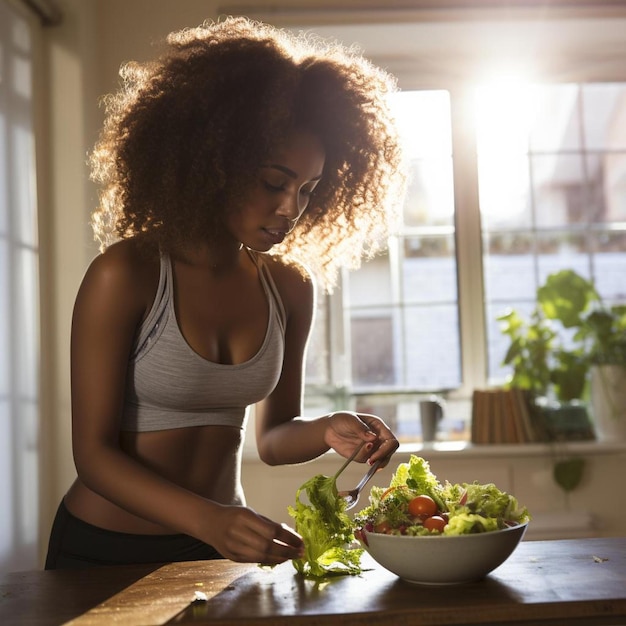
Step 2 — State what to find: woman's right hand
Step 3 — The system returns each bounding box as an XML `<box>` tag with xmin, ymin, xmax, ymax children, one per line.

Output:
<box><xmin>208</xmin><ymin>504</ymin><xmax>304</xmax><ymax>565</ymax></box>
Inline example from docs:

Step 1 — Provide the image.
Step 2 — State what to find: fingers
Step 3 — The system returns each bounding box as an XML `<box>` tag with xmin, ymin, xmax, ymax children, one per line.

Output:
<box><xmin>325</xmin><ymin>412</ymin><xmax>399</xmax><ymax>468</ymax></box>
<box><xmin>356</xmin><ymin>413</ymin><xmax>399</xmax><ymax>466</ymax></box>
<box><xmin>368</xmin><ymin>436</ymin><xmax>399</xmax><ymax>467</ymax></box>
<box><xmin>325</xmin><ymin>411</ymin><xmax>399</xmax><ymax>463</ymax></box>
<box><xmin>212</xmin><ymin>506</ymin><xmax>304</xmax><ymax>565</ymax></box>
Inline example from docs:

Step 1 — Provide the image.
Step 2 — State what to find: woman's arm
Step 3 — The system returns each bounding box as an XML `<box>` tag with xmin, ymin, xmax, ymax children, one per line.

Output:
<box><xmin>70</xmin><ymin>241</ymin><xmax>303</xmax><ymax>564</ymax></box>
<box><xmin>255</xmin><ymin>260</ymin><xmax>398</xmax><ymax>467</ymax></box>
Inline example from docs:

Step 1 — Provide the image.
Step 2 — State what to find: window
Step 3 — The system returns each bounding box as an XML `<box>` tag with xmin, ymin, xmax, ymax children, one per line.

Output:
<box><xmin>480</xmin><ymin>82</ymin><xmax>626</xmax><ymax>381</ymax></box>
<box><xmin>304</xmin><ymin>81</ymin><xmax>626</xmax><ymax>442</ymax></box>
<box><xmin>0</xmin><ymin>1</ymin><xmax>40</xmax><ymax>574</ymax></box>
<box><xmin>349</xmin><ymin>91</ymin><xmax>460</xmax><ymax>392</ymax></box>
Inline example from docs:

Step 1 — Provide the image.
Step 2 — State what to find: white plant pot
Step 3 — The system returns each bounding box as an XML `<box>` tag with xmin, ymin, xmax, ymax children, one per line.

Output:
<box><xmin>590</xmin><ymin>365</ymin><xmax>626</xmax><ymax>441</ymax></box>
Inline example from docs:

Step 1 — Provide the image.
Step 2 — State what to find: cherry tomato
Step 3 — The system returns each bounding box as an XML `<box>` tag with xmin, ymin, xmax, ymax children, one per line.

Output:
<box><xmin>374</xmin><ymin>520</ymin><xmax>393</xmax><ymax>534</ymax></box>
<box><xmin>408</xmin><ymin>495</ymin><xmax>438</xmax><ymax>518</ymax></box>
<box><xmin>423</xmin><ymin>515</ymin><xmax>447</xmax><ymax>533</ymax></box>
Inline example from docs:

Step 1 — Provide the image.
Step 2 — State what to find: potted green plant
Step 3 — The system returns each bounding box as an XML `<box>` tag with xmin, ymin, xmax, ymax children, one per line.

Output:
<box><xmin>496</xmin><ymin>270</ymin><xmax>593</xmax><ymax>494</ymax></box>
<box><xmin>497</xmin><ymin>271</ymin><xmax>587</xmax><ymax>441</ymax></box>
<box><xmin>498</xmin><ymin>269</ymin><xmax>626</xmax><ymax>441</ymax></box>
<box><xmin>537</xmin><ymin>270</ymin><xmax>626</xmax><ymax>441</ymax></box>
<box><xmin>582</xmin><ymin>303</ymin><xmax>626</xmax><ymax>440</ymax></box>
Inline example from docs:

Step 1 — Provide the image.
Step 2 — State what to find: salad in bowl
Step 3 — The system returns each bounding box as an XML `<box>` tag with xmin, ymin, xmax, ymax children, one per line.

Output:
<box><xmin>354</xmin><ymin>454</ymin><xmax>530</xmax><ymax>541</ymax></box>
<box><xmin>352</xmin><ymin>455</ymin><xmax>531</xmax><ymax>584</ymax></box>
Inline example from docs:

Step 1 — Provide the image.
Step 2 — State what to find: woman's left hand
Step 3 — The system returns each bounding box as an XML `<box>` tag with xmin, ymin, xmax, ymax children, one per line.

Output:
<box><xmin>324</xmin><ymin>411</ymin><xmax>399</xmax><ymax>468</ymax></box>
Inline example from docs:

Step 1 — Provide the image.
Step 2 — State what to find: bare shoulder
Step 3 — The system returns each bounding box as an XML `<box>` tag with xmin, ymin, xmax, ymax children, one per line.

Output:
<box><xmin>78</xmin><ymin>238</ymin><xmax>160</xmax><ymax>317</ymax></box>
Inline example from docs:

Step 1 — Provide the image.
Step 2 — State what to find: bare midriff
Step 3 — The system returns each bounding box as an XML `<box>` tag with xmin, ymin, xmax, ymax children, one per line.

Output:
<box><xmin>64</xmin><ymin>424</ymin><xmax>245</xmax><ymax>535</ymax></box>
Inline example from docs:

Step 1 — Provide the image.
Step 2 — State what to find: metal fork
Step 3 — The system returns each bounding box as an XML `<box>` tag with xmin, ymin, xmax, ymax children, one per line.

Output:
<box><xmin>333</xmin><ymin>441</ymin><xmax>366</xmax><ymax>481</ymax></box>
<box><xmin>336</xmin><ymin>452</ymin><xmax>385</xmax><ymax>510</ymax></box>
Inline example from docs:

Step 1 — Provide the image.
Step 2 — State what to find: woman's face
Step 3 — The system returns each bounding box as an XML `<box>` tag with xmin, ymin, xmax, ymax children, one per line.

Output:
<box><xmin>228</xmin><ymin>129</ymin><xmax>325</xmax><ymax>251</ymax></box>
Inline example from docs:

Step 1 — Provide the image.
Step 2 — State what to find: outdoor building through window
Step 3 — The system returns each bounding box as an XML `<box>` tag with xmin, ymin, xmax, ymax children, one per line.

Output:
<box><xmin>304</xmin><ymin>81</ymin><xmax>626</xmax><ymax>442</ymax></box>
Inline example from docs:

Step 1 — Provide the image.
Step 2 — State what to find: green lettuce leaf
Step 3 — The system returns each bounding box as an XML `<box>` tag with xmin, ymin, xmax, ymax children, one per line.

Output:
<box><xmin>393</xmin><ymin>455</ymin><xmax>445</xmax><ymax>510</ymax></box>
<box><xmin>444</xmin><ymin>512</ymin><xmax>500</xmax><ymax>535</ymax></box>
<box><xmin>442</xmin><ymin>481</ymin><xmax>530</xmax><ymax>531</ymax></box>
<box><xmin>288</xmin><ymin>473</ymin><xmax>363</xmax><ymax>578</ymax></box>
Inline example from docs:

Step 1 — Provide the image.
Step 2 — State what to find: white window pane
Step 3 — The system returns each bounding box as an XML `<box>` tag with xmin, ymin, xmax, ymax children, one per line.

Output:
<box><xmin>404</xmin><ymin>157</ymin><xmax>455</xmax><ymax>227</ymax></box>
<box><xmin>15</xmin><ymin>247</ymin><xmax>38</xmax><ymax>398</ymax></box>
<box><xmin>603</xmin><ymin>153</ymin><xmax>626</xmax><ymax>222</ymax></box>
<box><xmin>305</xmin><ymin>296</ymin><xmax>329</xmax><ymax>386</ymax></box>
<box><xmin>13</xmin><ymin>124</ymin><xmax>37</xmax><ymax>246</ymax></box>
<box><xmin>0</xmin><ymin>241</ymin><xmax>8</xmax><ymax>397</ymax></box>
<box><xmin>536</xmin><ymin>234</ymin><xmax>592</xmax><ymax>283</ymax></box>
<box><xmin>0</xmin><ymin>401</ymin><xmax>13</xmax><ymax>566</ymax></box>
<box><xmin>475</xmin><ymin>83</ymin><xmax>541</xmax><ymax>156</ymax></box>
<box><xmin>484</xmin><ymin>248</ymin><xmax>537</xmax><ymax>302</ymax></box>
<box><xmin>390</xmin><ymin>90</ymin><xmax>451</xmax><ymax>158</ymax></box>
<box><xmin>404</xmin><ymin>304</ymin><xmax>461</xmax><ymax>389</ymax></box>
<box><xmin>477</xmin><ymin>153</ymin><xmax>531</xmax><ymax>229</ymax></box>
<box><xmin>528</xmin><ymin>84</ymin><xmax>581</xmax><ymax>153</ymax></box>
<box><xmin>0</xmin><ymin>113</ymin><xmax>7</xmax><ymax>233</ymax></box>
<box><xmin>532</xmin><ymin>154</ymin><xmax>589</xmax><ymax>228</ymax></box>
<box><xmin>13</xmin><ymin>55</ymin><xmax>31</xmax><ymax>100</ymax></box>
<box><xmin>351</xmin><ymin>316</ymin><xmax>394</xmax><ymax>386</ymax></box>
<box><xmin>594</xmin><ymin>250</ymin><xmax>626</xmax><ymax>301</ymax></box>
<box><xmin>402</xmin><ymin>241</ymin><xmax>457</xmax><ymax>305</ymax></box>
<box><xmin>348</xmin><ymin>253</ymin><xmax>392</xmax><ymax>307</ymax></box>
<box><xmin>582</xmin><ymin>84</ymin><xmax>626</xmax><ymax>151</ymax></box>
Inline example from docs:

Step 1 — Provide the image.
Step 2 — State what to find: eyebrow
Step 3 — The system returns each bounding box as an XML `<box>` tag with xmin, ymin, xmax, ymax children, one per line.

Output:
<box><xmin>263</xmin><ymin>163</ymin><xmax>323</xmax><ymax>181</ymax></box>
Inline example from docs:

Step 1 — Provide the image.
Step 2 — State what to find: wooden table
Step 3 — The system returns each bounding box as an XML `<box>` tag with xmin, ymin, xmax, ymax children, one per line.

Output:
<box><xmin>1</xmin><ymin>537</ymin><xmax>625</xmax><ymax>625</ymax></box>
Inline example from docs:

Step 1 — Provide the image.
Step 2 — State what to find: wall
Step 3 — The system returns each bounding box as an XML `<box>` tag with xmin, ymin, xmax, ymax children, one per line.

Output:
<box><xmin>38</xmin><ymin>0</ymin><xmax>101</xmax><ymax>564</ymax></box>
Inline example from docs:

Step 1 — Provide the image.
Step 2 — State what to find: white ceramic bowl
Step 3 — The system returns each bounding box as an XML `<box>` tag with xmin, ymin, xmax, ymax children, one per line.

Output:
<box><xmin>363</xmin><ymin>522</ymin><xmax>528</xmax><ymax>585</ymax></box>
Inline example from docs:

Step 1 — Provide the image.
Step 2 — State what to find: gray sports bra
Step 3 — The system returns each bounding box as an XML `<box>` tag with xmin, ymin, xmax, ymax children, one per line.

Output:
<box><xmin>121</xmin><ymin>250</ymin><xmax>286</xmax><ymax>432</ymax></box>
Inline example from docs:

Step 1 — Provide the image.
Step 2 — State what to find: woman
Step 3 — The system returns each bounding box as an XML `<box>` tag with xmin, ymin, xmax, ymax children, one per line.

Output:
<box><xmin>45</xmin><ymin>16</ymin><xmax>405</xmax><ymax>569</ymax></box>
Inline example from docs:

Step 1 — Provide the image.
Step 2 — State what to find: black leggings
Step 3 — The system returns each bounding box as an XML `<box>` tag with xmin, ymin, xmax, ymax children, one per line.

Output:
<box><xmin>45</xmin><ymin>500</ymin><xmax>223</xmax><ymax>569</ymax></box>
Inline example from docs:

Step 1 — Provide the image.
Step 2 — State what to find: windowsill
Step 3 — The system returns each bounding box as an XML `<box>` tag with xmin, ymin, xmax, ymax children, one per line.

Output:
<box><xmin>393</xmin><ymin>439</ymin><xmax>626</xmax><ymax>458</ymax></box>
<box><xmin>242</xmin><ymin>439</ymin><xmax>626</xmax><ymax>463</ymax></box>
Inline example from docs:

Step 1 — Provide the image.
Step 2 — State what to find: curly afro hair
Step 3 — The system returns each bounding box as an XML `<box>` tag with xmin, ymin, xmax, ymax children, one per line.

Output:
<box><xmin>90</xmin><ymin>16</ymin><xmax>406</xmax><ymax>291</ymax></box>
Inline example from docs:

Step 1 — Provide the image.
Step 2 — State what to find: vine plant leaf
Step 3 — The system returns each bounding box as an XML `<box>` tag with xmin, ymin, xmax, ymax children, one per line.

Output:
<box><xmin>553</xmin><ymin>458</ymin><xmax>585</xmax><ymax>492</ymax></box>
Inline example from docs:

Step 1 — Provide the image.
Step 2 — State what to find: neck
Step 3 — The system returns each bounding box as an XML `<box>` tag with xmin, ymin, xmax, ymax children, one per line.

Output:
<box><xmin>174</xmin><ymin>242</ymin><xmax>245</xmax><ymax>273</ymax></box>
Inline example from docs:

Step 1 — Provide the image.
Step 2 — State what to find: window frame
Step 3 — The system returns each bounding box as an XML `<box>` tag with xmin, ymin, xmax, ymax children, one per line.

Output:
<box><xmin>306</xmin><ymin>29</ymin><xmax>626</xmax><ymax>413</ymax></box>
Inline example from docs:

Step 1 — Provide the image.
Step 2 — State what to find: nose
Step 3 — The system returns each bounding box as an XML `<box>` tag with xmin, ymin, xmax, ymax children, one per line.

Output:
<box><xmin>276</xmin><ymin>191</ymin><xmax>305</xmax><ymax>222</ymax></box>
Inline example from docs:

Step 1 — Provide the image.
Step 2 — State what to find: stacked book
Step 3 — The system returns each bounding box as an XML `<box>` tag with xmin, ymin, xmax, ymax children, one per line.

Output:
<box><xmin>471</xmin><ymin>388</ymin><xmax>544</xmax><ymax>444</ymax></box>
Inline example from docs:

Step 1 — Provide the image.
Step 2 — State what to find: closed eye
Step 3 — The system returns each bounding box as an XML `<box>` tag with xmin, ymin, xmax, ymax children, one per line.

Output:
<box><xmin>263</xmin><ymin>181</ymin><xmax>286</xmax><ymax>193</ymax></box>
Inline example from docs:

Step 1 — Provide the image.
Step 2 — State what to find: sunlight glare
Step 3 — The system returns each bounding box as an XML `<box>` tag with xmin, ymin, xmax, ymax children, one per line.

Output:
<box><xmin>474</xmin><ymin>67</ymin><xmax>539</xmax><ymax>153</ymax></box>
<box><xmin>474</xmin><ymin>67</ymin><xmax>539</xmax><ymax>222</ymax></box>
<box><xmin>389</xmin><ymin>90</ymin><xmax>452</xmax><ymax>159</ymax></box>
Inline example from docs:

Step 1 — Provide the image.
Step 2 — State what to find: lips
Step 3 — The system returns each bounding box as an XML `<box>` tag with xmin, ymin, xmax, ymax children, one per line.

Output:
<box><xmin>262</xmin><ymin>219</ymin><xmax>294</xmax><ymax>245</ymax></box>
<box><xmin>262</xmin><ymin>228</ymin><xmax>288</xmax><ymax>246</ymax></box>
